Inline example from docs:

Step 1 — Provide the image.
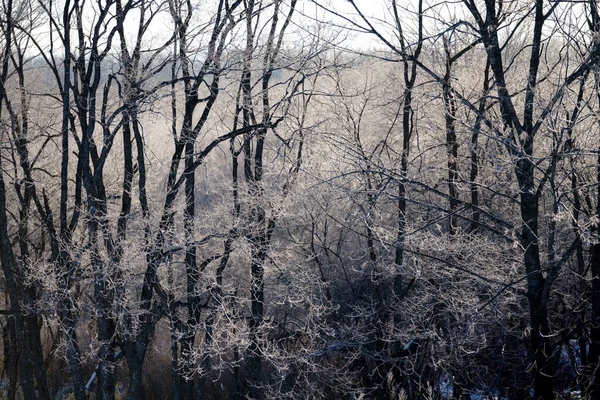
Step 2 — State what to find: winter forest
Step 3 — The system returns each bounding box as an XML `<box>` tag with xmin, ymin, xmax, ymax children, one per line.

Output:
<box><xmin>2</xmin><ymin>0</ymin><xmax>600</xmax><ymax>399</ymax></box>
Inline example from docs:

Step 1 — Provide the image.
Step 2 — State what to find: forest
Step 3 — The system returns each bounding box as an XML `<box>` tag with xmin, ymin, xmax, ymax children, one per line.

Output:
<box><xmin>1</xmin><ymin>0</ymin><xmax>600</xmax><ymax>399</ymax></box>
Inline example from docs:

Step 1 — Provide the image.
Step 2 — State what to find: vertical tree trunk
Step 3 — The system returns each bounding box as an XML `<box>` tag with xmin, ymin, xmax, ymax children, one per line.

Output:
<box><xmin>468</xmin><ymin>61</ymin><xmax>489</xmax><ymax>233</ymax></box>
<box><xmin>589</xmin><ymin>241</ymin><xmax>600</xmax><ymax>397</ymax></box>
<box><xmin>0</xmin><ymin>3</ymin><xmax>38</xmax><ymax>397</ymax></box>
<box><xmin>4</xmin><ymin>303</ymin><xmax>18</xmax><ymax>400</ymax></box>
<box><xmin>517</xmin><ymin>158</ymin><xmax>553</xmax><ymax>400</ymax></box>
<box><xmin>587</xmin><ymin>93</ymin><xmax>600</xmax><ymax>395</ymax></box>
<box><xmin>0</xmin><ymin>162</ymin><xmax>36</xmax><ymax>400</ymax></box>
<box><xmin>391</xmin><ymin>2</ymin><xmax>423</xmax><ymax>396</ymax></box>
<box><xmin>393</xmin><ymin>0</ymin><xmax>422</xmax><ymax>297</ymax></box>
<box><xmin>12</xmin><ymin>36</ymin><xmax>51</xmax><ymax>400</ymax></box>
<box><xmin>181</xmin><ymin>133</ymin><xmax>199</xmax><ymax>400</ymax></box>
<box><xmin>443</xmin><ymin>37</ymin><xmax>459</xmax><ymax>235</ymax></box>
<box><xmin>125</xmin><ymin>347</ymin><xmax>148</xmax><ymax>400</ymax></box>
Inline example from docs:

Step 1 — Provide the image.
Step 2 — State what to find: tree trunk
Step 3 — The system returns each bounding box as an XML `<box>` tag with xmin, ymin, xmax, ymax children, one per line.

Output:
<box><xmin>125</xmin><ymin>342</ymin><xmax>148</xmax><ymax>400</ymax></box>
<box><xmin>443</xmin><ymin>37</ymin><xmax>459</xmax><ymax>235</ymax></box>
<box><xmin>4</xmin><ymin>309</ymin><xmax>18</xmax><ymax>400</ymax></box>
<box><xmin>468</xmin><ymin>60</ymin><xmax>489</xmax><ymax>233</ymax></box>
<box><xmin>589</xmin><ymin>242</ymin><xmax>600</xmax><ymax>397</ymax></box>
<box><xmin>247</xmin><ymin>245</ymin><xmax>266</xmax><ymax>399</ymax></box>
<box><xmin>59</xmin><ymin>288</ymin><xmax>88</xmax><ymax>400</ymax></box>
<box><xmin>587</xmin><ymin>68</ymin><xmax>600</xmax><ymax>398</ymax></box>
<box><xmin>0</xmin><ymin>146</ymin><xmax>36</xmax><ymax>400</ymax></box>
<box><xmin>587</xmin><ymin>136</ymin><xmax>600</xmax><ymax>395</ymax></box>
<box><xmin>517</xmin><ymin>159</ymin><xmax>553</xmax><ymax>400</ymax></box>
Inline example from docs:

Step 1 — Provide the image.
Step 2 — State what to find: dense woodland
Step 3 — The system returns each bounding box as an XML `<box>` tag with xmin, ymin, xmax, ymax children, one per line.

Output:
<box><xmin>1</xmin><ymin>0</ymin><xmax>600</xmax><ymax>399</ymax></box>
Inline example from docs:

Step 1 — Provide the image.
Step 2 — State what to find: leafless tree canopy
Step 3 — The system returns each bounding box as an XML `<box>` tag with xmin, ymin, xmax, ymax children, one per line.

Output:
<box><xmin>1</xmin><ymin>0</ymin><xmax>600</xmax><ymax>399</ymax></box>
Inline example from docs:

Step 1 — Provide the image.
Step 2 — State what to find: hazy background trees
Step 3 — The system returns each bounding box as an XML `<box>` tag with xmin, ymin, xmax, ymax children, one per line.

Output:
<box><xmin>1</xmin><ymin>0</ymin><xmax>600</xmax><ymax>399</ymax></box>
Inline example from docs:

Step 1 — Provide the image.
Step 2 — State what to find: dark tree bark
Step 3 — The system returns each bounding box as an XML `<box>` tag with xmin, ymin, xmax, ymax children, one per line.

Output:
<box><xmin>4</xmin><ymin>10</ymin><xmax>52</xmax><ymax>398</ymax></box>
<box><xmin>3</xmin><ymin>314</ymin><xmax>18</xmax><ymax>400</ymax></box>
<box><xmin>586</xmin><ymin>6</ymin><xmax>600</xmax><ymax>395</ymax></box>
<box><xmin>442</xmin><ymin>36</ymin><xmax>459</xmax><ymax>235</ymax></box>
<box><xmin>588</xmin><ymin>70</ymin><xmax>600</xmax><ymax>399</ymax></box>
<box><xmin>0</xmin><ymin>2</ymin><xmax>42</xmax><ymax>398</ymax></box>
<box><xmin>0</xmin><ymin>133</ymin><xmax>36</xmax><ymax>400</ymax></box>
<box><xmin>468</xmin><ymin>60</ymin><xmax>490</xmax><ymax>233</ymax></box>
<box><xmin>392</xmin><ymin>0</ymin><xmax>422</xmax><ymax>299</ymax></box>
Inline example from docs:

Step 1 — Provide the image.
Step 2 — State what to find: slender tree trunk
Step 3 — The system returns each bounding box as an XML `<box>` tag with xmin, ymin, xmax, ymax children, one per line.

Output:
<box><xmin>124</xmin><ymin>118</ymin><xmax>154</xmax><ymax>400</ymax></box>
<box><xmin>11</xmin><ymin>36</ymin><xmax>52</xmax><ymax>399</ymax></box>
<box><xmin>4</xmin><ymin>303</ymin><xmax>18</xmax><ymax>400</ymax></box>
<box><xmin>181</xmin><ymin>133</ymin><xmax>199</xmax><ymax>400</ymax></box>
<box><xmin>443</xmin><ymin>37</ymin><xmax>459</xmax><ymax>235</ymax></box>
<box><xmin>587</xmin><ymin>104</ymin><xmax>600</xmax><ymax>396</ymax></box>
<box><xmin>91</xmin><ymin>211</ymin><xmax>115</xmax><ymax>400</ymax></box>
<box><xmin>589</xmin><ymin>241</ymin><xmax>600</xmax><ymax>397</ymax></box>
<box><xmin>248</xmin><ymin>245</ymin><xmax>266</xmax><ymax>399</ymax></box>
<box><xmin>25</xmin><ymin>312</ymin><xmax>50</xmax><ymax>400</ymax></box>
<box><xmin>468</xmin><ymin>61</ymin><xmax>489</xmax><ymax>233</ymax></box>
<box><xmin>198</xmin><ymin>237</ymin><xmax>232</xmax><ymax>400</ymax></box>
<box><xmin>0</xmin><ymin>4</ymin><xmax>37</xmax><ymax>396</ymax></box>
<box><xmin>394</xmin><ymin>88</ymin><xmax>411</xmax><ymax>296</ymax></box>
<box><xmin>517</xmin><ymin>158</ymin><xmax>553</xmax><ymax>400</ymax></box>
<box><xmin>58</xmin><ymin>281</ymin><xmax>88</xmax><ymax>400</ymax></box>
